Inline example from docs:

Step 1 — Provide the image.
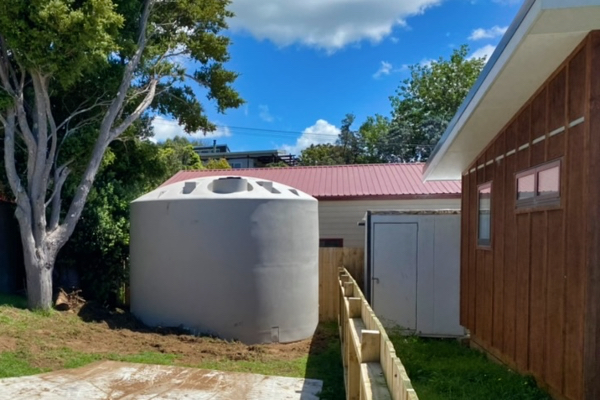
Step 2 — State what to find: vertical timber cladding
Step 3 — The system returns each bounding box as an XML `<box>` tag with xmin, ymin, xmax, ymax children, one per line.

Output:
<box><xmin>461</xmin><ymin>34</ymin><xmax>596</xmax><ymax>400</ymax></box>
<box><xmin>584</xmin><ymin>31</ymin><xmax>600</xmax><ymax>400</ymax></box>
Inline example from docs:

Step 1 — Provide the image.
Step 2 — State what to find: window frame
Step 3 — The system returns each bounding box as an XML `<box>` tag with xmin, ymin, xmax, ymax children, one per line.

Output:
<box><xmin>477</xmin><ymin>182</ymin><xmax>492</xmax><ymax>249</ymax></box>
<box><xmin>515</xmin><ymin>159</ymin><xmax>561</xmax><ymax>210</ymax></box>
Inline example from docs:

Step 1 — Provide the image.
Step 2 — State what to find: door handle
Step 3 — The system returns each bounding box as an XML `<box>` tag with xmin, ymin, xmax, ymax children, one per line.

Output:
<box><xmin>372</xmin><ymin>277</ymin><xmax>380</xmax><ymax>284</ymax></box>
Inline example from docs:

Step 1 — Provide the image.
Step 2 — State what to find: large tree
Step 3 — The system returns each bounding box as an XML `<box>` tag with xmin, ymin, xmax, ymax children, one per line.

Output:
<box><xmin>388</xmin><ymin>45</ymin><xmax>486</xmax><ymax>162</ymax></box>
<box><xmin>0</xmin><ymin>0</ymin><xmax>243</xmax><ymax>309</ymax></box>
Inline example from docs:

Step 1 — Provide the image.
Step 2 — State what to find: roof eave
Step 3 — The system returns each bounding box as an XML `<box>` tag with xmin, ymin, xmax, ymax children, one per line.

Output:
<box><xmin>424</xmin><ymin>0</ymin><xmax>600</xmax><ymax>181</ymax></box>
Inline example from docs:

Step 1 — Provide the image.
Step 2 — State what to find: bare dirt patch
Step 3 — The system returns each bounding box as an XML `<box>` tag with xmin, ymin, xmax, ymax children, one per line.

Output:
<box><xmin>0</xmin><ymin>301</ymin><xmax>328</xmax><ymax>371</ymax></box>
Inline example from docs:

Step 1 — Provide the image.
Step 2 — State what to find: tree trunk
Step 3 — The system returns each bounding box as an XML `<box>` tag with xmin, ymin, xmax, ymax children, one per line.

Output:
<box><xmin>24</xmin><ymin>255</ymin><xmax>54</xmax><ymax>310</ymax></box>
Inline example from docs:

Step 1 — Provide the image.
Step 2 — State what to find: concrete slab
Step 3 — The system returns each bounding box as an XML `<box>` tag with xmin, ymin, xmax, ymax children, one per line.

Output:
<box><xmin>0</xmin><ymin>361</ymin><xmax>323</xmax><ymax>399</ymax></box>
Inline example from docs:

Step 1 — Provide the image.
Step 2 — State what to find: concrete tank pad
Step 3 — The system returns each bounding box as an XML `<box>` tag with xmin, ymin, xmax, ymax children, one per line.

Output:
<box><xmin>0</xmin><ymin>361</ymin><xmax>323</xmax><ymax>399</ymax></box>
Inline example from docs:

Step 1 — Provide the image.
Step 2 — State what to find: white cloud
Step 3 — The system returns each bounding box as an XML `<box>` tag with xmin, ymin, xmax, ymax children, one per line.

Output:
<box><xmin>373</xmin><ymin>61</ymin><xmax>393</xmax><ymax>79</ymax></box>
<box><xmin>470</xmin><ymin>44</ymin><xmax>496</xmax><ymax>61</ymax></box>
<box><xmin>280</xmin><ymin>119</ymin><xmax>340</xmax><ymax>155</ymax></box>
<box><xmin>228</xmin><ymin>0</ymin><xmax>443</xmax><ymax>52</ymax></box>
<box><xmin>258</xmin><ymin>105</ymin><xmax>274</xmax><ymax>122</ymax></box>
<box><xmin>151</xmin><ymin>116</ymin><xmax>231</xmax><ymax>143</ymax></box>
<box><xmin>468</xmin><ymin>25</ymin><xmax>507</xmax><ymax>41</ymax></box>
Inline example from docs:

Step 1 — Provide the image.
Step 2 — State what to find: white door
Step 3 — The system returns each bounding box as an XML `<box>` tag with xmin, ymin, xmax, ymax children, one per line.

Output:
<box><xmin>371</xmin><ymin>223</ymin><xmax>418</xmax><ymax>332</ymax></box>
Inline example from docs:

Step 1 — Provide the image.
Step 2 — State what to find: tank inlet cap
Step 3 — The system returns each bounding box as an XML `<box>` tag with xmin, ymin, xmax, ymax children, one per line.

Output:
<box><xmin>211</xmin><ymin>177</ymin><xmax>248</xmax><ymax>194</ymax></box>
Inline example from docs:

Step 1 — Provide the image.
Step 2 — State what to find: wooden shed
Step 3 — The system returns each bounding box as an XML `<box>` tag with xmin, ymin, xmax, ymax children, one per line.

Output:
<box><xmin>424</xmin><ymin>1</ymin><xmax>600</xmax><ymax>399</ymax></box>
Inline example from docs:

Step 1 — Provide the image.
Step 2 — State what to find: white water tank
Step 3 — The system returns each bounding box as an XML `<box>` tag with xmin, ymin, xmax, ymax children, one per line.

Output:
<box><xmin>129</xmin><ymin>176</ymin><xmax>319</xmax><ymax>344</ymax></box>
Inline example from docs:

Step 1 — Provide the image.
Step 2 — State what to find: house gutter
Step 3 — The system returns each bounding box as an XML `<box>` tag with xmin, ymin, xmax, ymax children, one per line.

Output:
<box><xmin>424</xmin><ymin>0</ymin><xmax>537</xmax><ymax>179</ymax></box>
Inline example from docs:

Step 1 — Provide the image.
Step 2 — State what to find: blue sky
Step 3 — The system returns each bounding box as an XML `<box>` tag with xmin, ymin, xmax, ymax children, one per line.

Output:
<box><xmin>152</xmin><ymin>0</ymin><xmax>523</xmax><ymax>155</ymax></box>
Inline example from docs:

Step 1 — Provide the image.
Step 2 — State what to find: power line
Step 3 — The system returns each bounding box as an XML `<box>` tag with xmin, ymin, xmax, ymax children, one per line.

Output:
<box><xmin>151</xmin><ymin>120</ymin><xmax>437</xmax><ymax>147</ymax></box>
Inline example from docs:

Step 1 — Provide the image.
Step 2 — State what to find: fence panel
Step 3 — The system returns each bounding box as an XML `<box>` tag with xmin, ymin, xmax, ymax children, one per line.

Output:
<box><xmin>338</xmin><ymin>268</ymin><xmax>418</xmax><ymax>400</ymax></box>
<box><xmin>319</xmin><ymin>247</ymin><xmax>364</xmax><ymax>322</ymax></box>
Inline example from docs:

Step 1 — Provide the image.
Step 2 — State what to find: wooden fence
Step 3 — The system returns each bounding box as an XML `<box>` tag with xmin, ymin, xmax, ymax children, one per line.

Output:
<box><xmin>338</xmin><ymin>268</ymin><xmax>418</xmax><ymax>400</ymax></box>
<box><xmin>319</xmin><ymin>247</ymin><xmax>364</xmax><ymax>322</ymax></box>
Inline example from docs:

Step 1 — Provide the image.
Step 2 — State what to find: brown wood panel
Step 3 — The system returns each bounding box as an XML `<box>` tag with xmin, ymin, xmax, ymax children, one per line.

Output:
<box><xmin>564</xmin><ymin>123</ymin><xmax>586</xmax><ymax>400</ymax></box>
<box><xmin>531</xmin><ymin>88</ymin><xmax>548</xmax><ymax>138</ymax></box>
<box><xmin>531</xmin><ymin>87</ymin><xmax>548</xmax><ymax>165</ymax></box>
<box><xmin>568</xmin><ymin>47</ymin><xmax>587</xmax><ymax>121</ymax></box>
<box><xmin>528</xmin><ymin>211</ymin><xmax>547</xmax><ymax>380</ymax></box>
<box><xmin>545</xmin><ymin>209</ymin><xmax>565</xmax><ymax>394</ymax></box>
<box><xmin>468</xmin><ymin>172</ymin><xmax>478</xmax><ymax>332</ymax></box>
<box><xmin>584</xmin><ymin>31</ymin><xmax>600</xmax><ymax>400</ymax></box>
<box><xmin>475</xmin><ymin>249</ymin><xmax>485</xmax><ymax>341</ymax></box>
<box><xmin>515</xmin><ymin>213</ymin><xmax>531</xmax><ymax>371</ymax></box>
<box><xmin>502</xmin><ymin>150</ymin><xmax>518</xmax><ymax>361</ymax></box>
<box><xmin>492</xmin><ymin>137</ymin><xmax>506</xmax><ymax>351</ymax></box>
<box><xmin>548</xmin><ymin>69</ymin><xmax>567</xmax><ymax>134</ymax></box>
<box><xmin>517</xmin><ymin>105</ymin><xmax>532</xmax><ymax>147</ymax></box>
<box><xmin>481</xmin><ymin>250</ymin><xmax>493</xmax><ymax>345</ymax></box>
<box><xmin>460</xmin><ymin>174</ymin><xmax>469</xmax><ymax>327</ymax></box>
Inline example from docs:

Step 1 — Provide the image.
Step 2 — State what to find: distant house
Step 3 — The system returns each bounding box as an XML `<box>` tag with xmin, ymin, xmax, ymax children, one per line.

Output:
<box><xmin>424</xmin><ymin>1</ymin><xmax>600</xmax><ymax>399</ymax></box>
<box><xmin>194</xmin><ymin>141</ymin><xmax>296</xmax><ymax>168</ymax></box>
<box><xmin>162</xmin><ymin>164</ymin><xmax>461</xmax><ymax>248</ymax></box>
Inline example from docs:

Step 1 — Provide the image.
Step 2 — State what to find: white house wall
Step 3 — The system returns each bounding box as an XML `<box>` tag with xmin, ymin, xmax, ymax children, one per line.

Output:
<box><xmin>318</xmin><ymin>198</ymin><xmax>461</xmax><ymax>248</ymax></box>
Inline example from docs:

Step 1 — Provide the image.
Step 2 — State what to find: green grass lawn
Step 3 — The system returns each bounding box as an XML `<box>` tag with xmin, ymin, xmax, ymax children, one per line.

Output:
<box><xmin>390</xmin><ymin>335</ymin><xmax>552</xmax><ymax>400</ymax></box>
<box><xmin>0</xmin><ymin>294</ymin><xmax>344</xmax><ymax>400</ymax></box>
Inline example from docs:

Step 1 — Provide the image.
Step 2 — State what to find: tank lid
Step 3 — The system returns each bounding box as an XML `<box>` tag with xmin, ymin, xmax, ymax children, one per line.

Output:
<box><xmin>133</xmin><ymin>176</ymin><xmax>317</xmax><ymax>202</ymax></box>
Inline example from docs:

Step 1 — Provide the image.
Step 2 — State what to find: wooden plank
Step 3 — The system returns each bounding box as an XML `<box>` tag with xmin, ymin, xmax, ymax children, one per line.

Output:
<box><xmin>584</xmin><ymin>30</ymin><xmax>600</xmax><ymax>400</ymax></box>
<box><xmin>548</xmin><ymin>70</ymin><xmax>567</xmax><ymax>135</ymax></box>
<box><xmin>515</xmin><ymin>213</ymin><xmax>531</xmax><ymax>371</ymax></box>
<box><xmin>468</xmin><ymin>171</ymin><xmax>478</xmax><ymax>333</ymax></box>
<box><xmin>528</xmin><ymin>211</ymin><xmax>547</xmax><ymax>379</ymax></box>
<box><xmin>564</xmin><ymin>122</ymin><xmax>586</xmax><ymax>400</ymax></box>
<box><xmin>460</xmin><ymin>173</ymin><xmax>470</xmax><ymax>328</ymax></box>
<box><xmin>337</xmin><ymin>268</ymin><xmax>418</xmax><ymax>400</ymax></box>
<box><xmin>568</xmin><ymin>46</ymin><xmax>587</xmax><ymax>122</ymax></box>
<box><xmin>502</xmin><ymin>144</ymin><xmax>517</xmax><ymax>361</ymax></box>
<box><xmin>544</xmin><ymin>209</ymin><xmax>565</xmax><ymax>393</ymax></box>
<box><xmin>344</xmin><ymin>282</ymin><xmax>355</xmax><ymax>298</ymax></box>
<box><xmin>360</xmin><ymin>363</ymin><xmax>392</xmax><ymax>400</ymax></box>
<box><xmin>343</xmin><ymin>247</ymin><xmax>365</xmax><ymax>290</ymax></box>
<box><xmin>492</xmin><ymin>134</ymin><xmax>506</xmax><ymax>351</ymax></box>
<box><xmin>361</xmin><ymin>330</ymin><xmax>381</xmax><ymax>363</ymax></box>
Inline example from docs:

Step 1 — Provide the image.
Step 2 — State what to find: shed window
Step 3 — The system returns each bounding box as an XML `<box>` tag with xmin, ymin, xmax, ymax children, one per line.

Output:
<box><xmin>319</xmin><ymin>238</ymin><xmax>343</xmax><ymax>248</ymax></box>
<box><xmin>516</xmin><ymin>160</ymin><xmax>561</xmax><ymax>209</ymax></box>
<box><xmin>477</xmin><ymin>183</ymin><xmax>492</xmax><ymax>247</ymax></box>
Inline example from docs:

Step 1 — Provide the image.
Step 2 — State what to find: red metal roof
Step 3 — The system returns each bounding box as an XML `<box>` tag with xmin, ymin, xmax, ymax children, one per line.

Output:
<box><xmin>161</xmin><ymin>164</ymin><xmax>461</xmax><ymax>200</ymax></box>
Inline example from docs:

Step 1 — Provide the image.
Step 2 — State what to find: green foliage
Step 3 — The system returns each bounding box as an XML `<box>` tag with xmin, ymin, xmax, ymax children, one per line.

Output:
<box><xmin>265</xmin><ymin>161</ymin><xmax>289</xmax><ymax>168</ymax></box>
<box><xmin>299</xmin><ymin>114</ymin><xmax>391</xmax><ymax>166</ymax></box>
<box><xmin>388</xmin><ymin>45</ymin><xmax>486</xmax><ymax>162</ymax></box>
<box><xmin>159</xmin><ymin>136</ymin><xmax>205</xmax><ymax>176</ymax></box>
<box><xmin>299</xmin><ymin>144</ymin><xmax>346</xmax><ymax>166</ymax></box>
<box><xmin>0</xmin><ymin>0</ymin><xmax>123</xmax><ymax>87</ymax></box>
<box><xmin>357</xmin><ymin>114</ymin><xmax>391</xmax><ymax>163</ymax></box>
<box><xmin>390</xmin><ymin>335</ymin><xmax>551</xmax><ymax>400</ymax></box>
<box><xmin>204</xmin><ymin>158</ymin><xmax>231</xmax><ymax>170</ymax></box>
<box><xmin>336</xmin><ymin>114</ymin><xmax>363</xmax><ymax>164</ymax></box>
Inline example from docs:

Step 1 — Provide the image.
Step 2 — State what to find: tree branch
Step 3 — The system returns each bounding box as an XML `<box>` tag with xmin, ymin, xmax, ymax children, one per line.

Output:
<box><xmin>99</xmin><ymin>0</ymin><xmax>155</xmax><ymax>140</ymax></box>
<box><xmin>110</xmin><ymin>78</ymin><xmax>158</xmax><ymax>139</ymax></box>
<box><xmin>47</xmin><ymin>164</ymin><xmax>70</xmax><ymax>232</ymax></box>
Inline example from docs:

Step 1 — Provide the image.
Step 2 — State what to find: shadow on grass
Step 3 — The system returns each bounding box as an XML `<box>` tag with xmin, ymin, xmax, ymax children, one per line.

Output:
<box><xmin>0</xmin><ymin>293</ymin><xmax>27</xmax><ymax>309</ymax></box>
<box><xmin>304</xmin><ymin>322</ymin><xmax>345</xmax><ymax>400</ymax></box>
